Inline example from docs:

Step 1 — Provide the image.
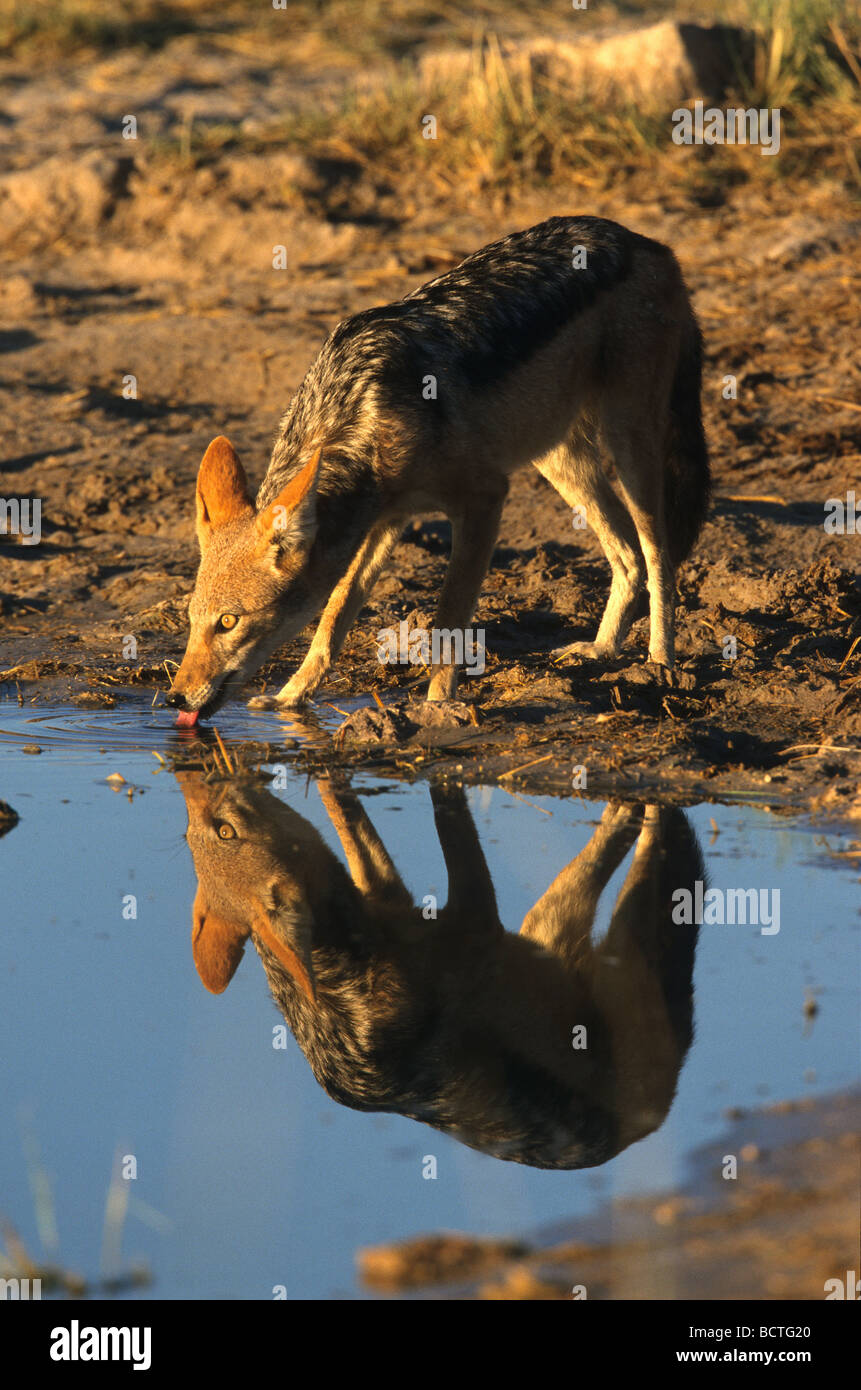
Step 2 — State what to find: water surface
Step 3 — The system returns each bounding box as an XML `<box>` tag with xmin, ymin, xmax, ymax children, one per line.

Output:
<box><xmin>0</xmin><ymin>700</ymin><xmax>857</xmax><ymax>1298</ymax></box>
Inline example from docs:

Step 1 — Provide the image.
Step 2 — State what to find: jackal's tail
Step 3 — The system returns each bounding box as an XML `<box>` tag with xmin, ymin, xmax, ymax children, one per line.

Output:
<box><xmin>665</xmin><ymin>315</ymin><xmax>710</xmax><ymax>569</ymax></box>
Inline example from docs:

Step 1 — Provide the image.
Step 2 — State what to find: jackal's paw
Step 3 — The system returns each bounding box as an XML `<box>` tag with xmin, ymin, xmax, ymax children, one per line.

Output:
<box><xmin>247</xmin><ymin>689</ymin><xmax>311</xmax><ymax>712</ymax></box>
<box><xmin>643</xmin><ymin>660</ymin><xmax>687</xmax><ymax>688</ymax></box>
<box><xmin>551</xmin><ymin>640</ymin><xmax>609</xmax><ymax>664</ymax></box>
<box><xmin>427</xmin><ymin>670</ymin><xmax>459</xmax><ymax>702</ymax></box>
<box><xmin>247</xmin><ymin>694</ymin><xmax>281</xmax><ymax>712</ymax></box>
<box><xmin>644</xmin><ymin>662</ymin><xmax>695</xmax><ymax>691</ymax></box>
<box><xmin>643</xmin><ymin>660</ymin><xmax>670</xmax><ymax>685</ymax></box>
<box><xmin>599</xmin><ymin>801</ymin><xmax>640</xmax><ymax>829</ymax></box>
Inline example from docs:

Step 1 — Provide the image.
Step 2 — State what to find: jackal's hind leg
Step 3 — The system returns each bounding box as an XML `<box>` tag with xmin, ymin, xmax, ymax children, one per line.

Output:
<box><xmin>248</xmin><ymin>520</ymin><xmax>401</xmax><ymax>709</ymax></box>
<box><xmin>426</xmin><ymin>493</ymin><xmax>505</xmax><ymax>702</ymax></box>
<box><xmin>534</xmin><ymin>443</ymin><xmax>644</xmax><ymax>663</ymax></box>
<box><xmin>519</xmin><ymin>802</ymin><xmax>644</xmax><ymax>965</ymax></box>
<box><xmin>608</xmin><ymin>430</ymin><xmax>675</xmax><ymax>672</ymax></box>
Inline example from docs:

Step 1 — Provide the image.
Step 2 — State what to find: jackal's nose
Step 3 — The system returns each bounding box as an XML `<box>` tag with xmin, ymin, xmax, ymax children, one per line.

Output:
<box><xmin>166</xmin><ymin>690</ymin><xmax>186</xmax><ymax>709</ymax></box>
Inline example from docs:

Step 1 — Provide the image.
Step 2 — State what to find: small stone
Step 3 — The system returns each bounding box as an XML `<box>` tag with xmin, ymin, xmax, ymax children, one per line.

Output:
<box><xmin>653</xmin><ymin>1196</ymin><xmax>694</xmax><ymax>1225</ymax></box>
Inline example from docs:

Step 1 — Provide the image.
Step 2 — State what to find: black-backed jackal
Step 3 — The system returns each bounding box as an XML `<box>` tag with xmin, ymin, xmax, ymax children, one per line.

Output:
<box><xmin>168</xmin><ymin>216</ymin><xmax>709</xmax><ymax>724</ymax></box>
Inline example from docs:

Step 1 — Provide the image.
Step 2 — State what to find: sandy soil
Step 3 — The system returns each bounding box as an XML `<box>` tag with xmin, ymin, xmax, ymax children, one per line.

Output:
<box><xmin>357</xmin><ymin>1089</ymin><xmax>860</xmax><ymax>1299</ymax></box>
<box><xmin>1</xmin><ymin>10</ymin><xmax>859</xmax><ymax>813</ymax></box>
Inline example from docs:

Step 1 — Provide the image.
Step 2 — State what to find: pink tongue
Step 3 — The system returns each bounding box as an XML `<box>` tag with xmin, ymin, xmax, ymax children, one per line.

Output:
<box><xmin>175</xmin><ymin>709</ymin><xmax>199</xmax><ymax>728</ymax></box>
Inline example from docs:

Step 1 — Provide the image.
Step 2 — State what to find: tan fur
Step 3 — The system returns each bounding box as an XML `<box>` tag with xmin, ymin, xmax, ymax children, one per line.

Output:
<box><xmin>196</xmin><ymin>437</ymin><xmax>253</xmax><ymax>548</ymax></box>
<box><xmin>191</xmin><ymin>886</ymin><xmax>247</xmax><ymax>994</ymax></box>
<box><xmin>255</xmin><ymin>448</ymin><xmax>321</xmax><ymax>551</ymax></box>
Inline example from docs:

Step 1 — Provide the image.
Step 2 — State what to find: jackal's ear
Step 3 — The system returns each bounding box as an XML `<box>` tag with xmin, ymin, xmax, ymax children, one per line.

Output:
<box><xmin>256</xmin><ymin>447</ymin><xmax>321</xmax><ymax>556</ymax></box>
<box><xmin>196</xmin><ymin>436</ymin><xmax>253</xmax><ymax>552</ymax></box>
<box><xmin>191</xmin><ymin>885</ymin><xmax>248</xmax><ymax>994</ymax></box>
<box><xmin>252</xmin><ymin>906</ymin><xmax>317</xmax><ymax>1005</ymax></box>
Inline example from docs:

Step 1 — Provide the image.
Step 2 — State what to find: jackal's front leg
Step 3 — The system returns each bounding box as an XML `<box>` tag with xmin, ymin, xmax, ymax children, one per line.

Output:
<box><xmin>248</xmin><ymin>521</ymin><xmax>400</xmax><ymax>709</ymax></box>
<box><xmin>316</xmin><ymin>777</ymin><xmax>410</xmax><ymax>905</ymax></box>
<box><xmin>426</xmin><ymin>495</ymin><xmax>505</xmax><ymax>702</ymax></box>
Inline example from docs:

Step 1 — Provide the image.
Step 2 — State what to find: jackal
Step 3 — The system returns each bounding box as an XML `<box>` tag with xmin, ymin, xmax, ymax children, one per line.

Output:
<box><xmin>168</xmin><ymin>215</ymin><xmax>709</xmax><ymax>725</ymax></box>
<box><xmin>178</xmin><ymin>771</ymin><xmax>704</xmax><ymax>1169</ymax></box>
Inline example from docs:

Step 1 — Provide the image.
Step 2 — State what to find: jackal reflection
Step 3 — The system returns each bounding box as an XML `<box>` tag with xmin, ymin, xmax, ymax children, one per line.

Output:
<box><xmin>178</xmin><ymin>774</ymin><xmax>704</xmax><ymax>1169</ymax></box>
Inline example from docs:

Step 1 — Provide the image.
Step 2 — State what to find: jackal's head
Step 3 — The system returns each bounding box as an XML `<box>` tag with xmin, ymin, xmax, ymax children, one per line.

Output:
<box><xmin>177</xmin><ymin>772</ymin><xmax>319</xmax><ymax>1001</ymax></box>
<box><xmin>168</xmin><ymin>436</ymin><xmax>321</xmax><ymax>723</ymax></box>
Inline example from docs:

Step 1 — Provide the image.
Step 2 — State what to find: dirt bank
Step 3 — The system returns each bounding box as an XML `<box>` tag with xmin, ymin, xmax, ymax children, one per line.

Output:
<box><xmin>1</xmin><ymin>2</ymin><xmax>859</xmax><ymax>813</ymax></box>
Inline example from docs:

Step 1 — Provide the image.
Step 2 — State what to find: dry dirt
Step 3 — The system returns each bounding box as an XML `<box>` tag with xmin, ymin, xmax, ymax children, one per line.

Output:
<box><xmin>1</xmin><ymin>9</ymin><xmax>860</xmax><ymax>814</ymax></box>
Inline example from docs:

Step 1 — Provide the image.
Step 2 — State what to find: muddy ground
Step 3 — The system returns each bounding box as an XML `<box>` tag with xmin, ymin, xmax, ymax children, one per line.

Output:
<box><xmin>0</xmin><ymin>4</ymin><xmax>860</xmax><ymax>816</ymax></box>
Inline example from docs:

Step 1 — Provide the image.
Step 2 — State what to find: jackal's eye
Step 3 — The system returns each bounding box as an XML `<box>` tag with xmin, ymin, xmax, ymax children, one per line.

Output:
<box><xmin>218</xmin><ymin>613</ymin><xmax>239</xmax><ymax>631</ymax></box>
<box><xmin>216</xmin><ymin>822</ymin><xmax>236</xmax><ymax>840</ymax></box>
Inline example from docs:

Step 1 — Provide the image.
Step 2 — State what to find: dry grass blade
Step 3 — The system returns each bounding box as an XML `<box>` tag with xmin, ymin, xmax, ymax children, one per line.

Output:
<box><xmin>212</xmin><ymin>725</ymin><xmax>235</xmax><ymax>774</ymax></box>
<box><xmin>839</xmin><ymin>635</ymin><xmax>861</xmax><ymax>671</ymax></box>
<box><xmin>499</xmin><ymin>752</ymin><xmax>553</xmax><ymax>779</ymax></box>
<box><xmin>828</xmin><ymin>20</ymin><xmax>861</xmax><ymax>87</ymax></box>
<box><xmin>814</xmin><ymin>394</ymin><xmax>861</xmax><ymax>412</ymax></box>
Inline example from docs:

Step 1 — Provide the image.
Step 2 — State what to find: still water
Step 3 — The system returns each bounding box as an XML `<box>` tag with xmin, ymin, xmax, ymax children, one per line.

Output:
<box><xmin>0</xmin><ymin>701</ymin><xmax>857</xmax><ymax>1298</ymax></box>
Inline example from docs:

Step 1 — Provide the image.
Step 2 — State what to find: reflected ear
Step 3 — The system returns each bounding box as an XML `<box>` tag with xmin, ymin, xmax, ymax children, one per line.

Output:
<box><xmin>256</xmin><ymin>447</ymin><xmax>321</xmax><ymax>555</ymax></box>
<box><xmin>196</xmin><ymin>436</ymin><xmax>254</xmax><ymax>553</ymax></box>
<box><xmin>191</xmin><ymin>885</ymin><xmax>248</xmax><ymax>994</ymax></box>
<box><xmin>253</xmin><ymin>908</ymin><xmax>317</xmax><ymax>1004</ymax></box>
